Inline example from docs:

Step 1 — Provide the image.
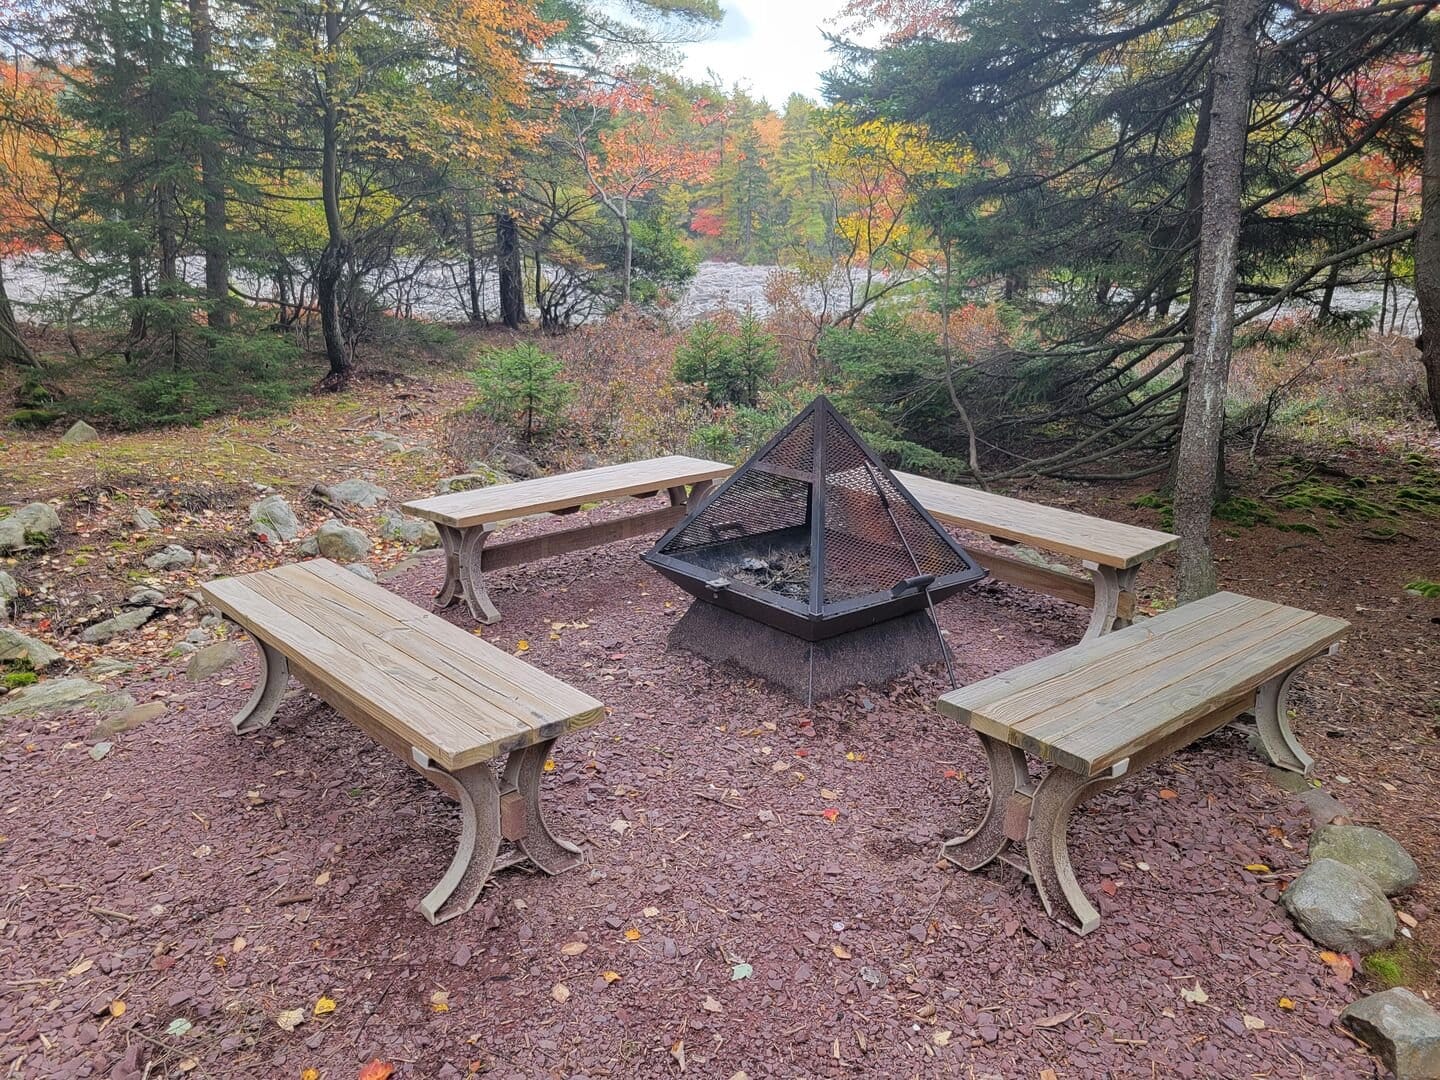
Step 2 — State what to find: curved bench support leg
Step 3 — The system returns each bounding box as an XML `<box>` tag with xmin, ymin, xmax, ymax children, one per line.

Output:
<box><xmin>940</xmin><ymin>734</ymin><xmax>1029</xmax><ymax>871</ymax></box>
<box><xmin>1026</xmin><ymin>761</ymin><xmax>1127</xmax><ymax>937</ymax></box>
<box><xmin>501</xmin><ymin>738</ymin><xmax>585</xmax><ymax>875</ymax></box>
<box><xmin>1083</xmin><ymin>564</ymin><xmax>1138</xmax><ymax>641</ymax></box>
<box><xmin>231</xmin><ymin>633</ymin><xmax>289</xmax><ymax>735</ymax></box>
<box><xmin>435</xmin><ymin>524</ymin><xmax>502</xmax><ymax>624</ymax></box>
<box><xmin>416</xmin><ymin>757</ymin><xmax>502</xmax><ymax>926</ymax></box>
<box><xmin>1253</xmin><ymin>655</ymin><xmax>1325</xmax><ymax>777</ymax></box>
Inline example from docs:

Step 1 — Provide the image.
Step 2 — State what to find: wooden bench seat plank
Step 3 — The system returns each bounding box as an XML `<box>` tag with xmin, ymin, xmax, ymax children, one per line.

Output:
<box><xmin>241</xmin><ymin>567</ymin><xmax>602</xmax><ymax>767</ymax></box>
<box><xmin>939</xmin><ymin>591</ymin><xmax>1251</xmax><ymax>723</ymax></box>
<box><xmin>273</xmin><ymin>561</ymin><xmax>603</xmax><ymax>747</ymax></box>
<box><xmin>403</xmin><ymin>455</ymin><xmax>734</xmax><ymax>529</ymax></box>
<box><xmin>1056</xmin><ymin>613</ymin><xmax>1347</xmax><ymax>774</ymax></box>
<box><xmin>204</xmin><ymin>566</ymin><xmax>602</xmax><ymax>770</ymax></box>
<box><xmin>894</xmin><ymin>471</ymin><xmax>1179</xmax><ymax>569</ymax></box>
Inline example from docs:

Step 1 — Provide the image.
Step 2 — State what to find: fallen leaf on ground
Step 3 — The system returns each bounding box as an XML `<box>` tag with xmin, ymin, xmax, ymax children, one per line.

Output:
<box><xmin>602</xmin><ymin>971</ymin><xmax>621</xmax><ymax>984</ymax></box>
<box><xmin>1180</xmin><ymin>983</ymin><xmax>1208</xmax><ymax>1005</ymax></box>
<box><xmin>431</xmin><ymin>990</ymin><xmax>450</xmax><ymax>1012</ymax></box>
<box><xmin>551</xmin><ymin>983</ymin><xmax>571</xmax><ymax>1003</ymax></box>
<box><xmin>1158</xmin><ymin>789</ymin><xmax>1178</xmax><ymax>800</ymax></box>
<box><xmin>932</xmin><ymin>1029</ymin><xmax>952</xmax><ymax>1047</ymax></box>
<box><xmin>1398</xmin><ymin>911</ymin><xmax>1419</xmax><ymax>928</ymax></box>
<box><xmin>313</xmin><ymin>996</ymin><xmax>336</xmax><ymax>1017</ymax></box>
<box><xmin>821</xmin><ymin>808</ymin><xmax>840</xmax><ymax>823</ymax></box>
<box><xmin>1034</xmin><ymin>1011</ymin><xmax>1074</xmax><ymax>1028</ymax></box>
<box><xmin>561</xmin><ymin>941</ymin><xmax>588</xmax><ymax>956</ymax></box>
<box><xmin>68</xmin><ymin>958</ymin><xmax>94</xmax><ymax>977</ymax></box>
<box><xmin>820</xmin><ymin>787</ymin><xmax>839</xmax><ymax>800</ymax></box>
<box><xmin>831</xmin><ymin>944</ymin><xmax>852</xmax><ymax>960</ymax></box>
<box><xmin>642</xmin><ymin>906</ymin><xmax>660</xmax><ymax>918</ymax></box>
<box><xmin>623</xmin><ymin>928</ymin><xmax>641</xmax><ymax>941</ymax></box>
<box><xmin>515</xmin><ymin>639</ymin><xmax>529</xmax><ymax>652</ymax></box>
<box><xmin>610</xmin><ymin>819</ymin><xmax>632</xmax><ymax>836</ymax></box>
<box><xmin>1318</xmin><ymin>950</ymin><xmax>1354</xmax><ymax>982</ymax></box>
<box><xmin>543</xmin><ymin>758</ymin><xmax>556</xmax><ymax>772</ymax></box>
<box><xmin>275</xmin><ymin>1009</ymin><xmax>305</xmax><ymax>1032</ymax></box>
<box><xmin>314</xmin><ymin>871</ymin><xmax>331</xmax><ymax>887</ymax></box>
<box><xmin>232</xmin><ymin>936</ymin><xmax>247</xmax><ymax>953</ymax></box>
<box><xmin>166</xmin><ymin>1018</ymin><xmax>194</xmax><ymax>1037</ymax></box>
<box><xmin>357</xmin><ymin>1063</ymin><xmax>394</xmax><ymax>1080</ymax></box>
<box><xmin>731</xmin><ymin>962</ymin><xmax>753</xmax><ymax>980</ymax></box>
<box><xmin>670</xmin><ymin>1040</ymin><xmax>686</xmax><ymax>1072</ymax></box>
<box><xmin>1242</xmin><ymin>1014</ymin><xmax>1266</xmax><ymax>1030</ymax></box>
<box><xmin>1278</xmin><ymin>997</ymin><xmax>1296</xmax><ymax>1010</ymax></box>
<box><xmin>1243</xmin><ymin>863</ymin><xmax>1271</xmax><ymax>874</ymax></box>
<box><xmin>702</xmin><ymin>995</ymin><xmax>723</xmax><ymax>1013</ymax></box>
<box><xmin>301</xmin><ymin>1070</ymin><xmax>319</xmax><ymax>1080</ymax></box>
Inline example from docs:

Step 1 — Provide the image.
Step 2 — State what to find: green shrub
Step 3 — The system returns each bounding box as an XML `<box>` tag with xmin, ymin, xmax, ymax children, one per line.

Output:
<box><xmin>673</xmin><ymin>315</ymin><xmax>778</xmax><ymax>409</ymax></box>
<box><xmin>470</xmin><ymin>342</ymin><xmax>575</xmax><ymax>444</ymax></box>
<box><xmin>1406</xmin><ymin>579</ymin><xmax>1440</xmax><ymax>598</ymax></box>
<box><xmin>3</xmin><ymin>670</ymin><xmax>37</xmax><ymax>691</ymax></box>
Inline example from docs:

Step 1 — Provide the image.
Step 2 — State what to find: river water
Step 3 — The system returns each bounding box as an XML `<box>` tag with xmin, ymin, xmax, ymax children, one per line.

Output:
<box><xmin>2</xmin><ymin>256</ymin><xmax>1418</xmax><ymax>334</ymax></box>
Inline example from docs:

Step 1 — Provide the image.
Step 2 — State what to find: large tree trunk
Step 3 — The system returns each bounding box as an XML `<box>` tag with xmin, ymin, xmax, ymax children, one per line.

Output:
<box><xmin>1418</xmin><ymin>23</ymin><xmax>1440</xmax><ymax>430</ymax></box>
<box><xmin>189</xmin><ymin>0</ymin><xmax>229</xmax><ymax>330</ymax></box>
<box><xmin>1172</xmin><ymin>0</ymin><xmax>1265</xmax><ymax>601</ymax></box>
<box><xmin>0</xmin><ymin>263</ymin><xmax>40</xmax><ymax>367</ymax></box>
<box><xmin>316</xmin><ymin>0</ymin><xmax>351</xmax><ymax>385</ymax></box>
<box><xmin>497</xmin><ymin>210</ymin><xmax>526</xmax><ymax>328</ymax></box>
<box><xmin>462</xmin><ymin>195</ymin><xmax>483</xmax><ymax>324</ymax></box>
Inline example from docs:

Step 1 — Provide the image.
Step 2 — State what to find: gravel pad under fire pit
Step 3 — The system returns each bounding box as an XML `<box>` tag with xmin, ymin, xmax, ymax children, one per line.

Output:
<box><xmin>0</xmin><ymin>506</ymin><xmax>1378</xmax><ymax>1078</ymax></box>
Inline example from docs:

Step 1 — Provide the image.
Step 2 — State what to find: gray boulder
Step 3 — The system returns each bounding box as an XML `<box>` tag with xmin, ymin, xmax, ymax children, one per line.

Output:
<box><xmin>326</xmin><ymin>478</ymin><xmax>388</xmax><ymax>508</ymax></box>
<box><xmin>297</xmin><ymin>536</ymin><xmax>319</xmax><ymax>557</ymax></box>
<box><xmin>344</xmin><ymin>563</ymin><xmax>378</xmax><ymax>583</ymax></box>
<box><xmin>0</xmin><ymin>678</ymin><xmax>134</xmax><ymax>718</ymax></box>
<box><xmin>0</xmin><ymin>627</ymin><xmax>62</xmax><ymax>670</ymax></box>
<box><xmin>143</xmin><ymin>545</ymin><xmax>195</xmax><ymax>571</ymax></box>
<box><xmin>437</xmin><ymin>469</ymin><xmax>504</xmax><ymax>495</ymax></box>
<box><xmin>1342</xmin><ymin>988</ymin><xmax>1440</xmax><ymax>1079</ymax></box>
<box><xmin>92</xmin><ymin>701</ymin><xmax>166</xmax><ymax>739</ymax></box>
<box><xmin>0</xmin><ymin>570</ymin><xmax>17</xmax><ymax>616</ymax></box>
<box><xmin>59</xmin><ymin>420</ymin><xmax>99</xmax><ymax>444</ymax></box>
<box><xmin>1310</xmin><ymin>824</ymin><xmax>1419</xmax><ymax>897</ymax></box>
<box><xmin>380</xmin><ymin>439</ymin><xmax>405</xmax><ymax>453</ymax></box>
<box><xmin>186</xmin><ymin>640</ymin><xmax>240</xmax><ymax>681</ymax></box>
<box><xmin>8</xmin><ymin>502</ymin><xmax>62</xmax><ymax>547</ymax></box>
<box><xmin>1283</xmin><ymin>857</ymin><xmax>1396</xmax><ymax>953</ymax></box>
<box><xmin>0</xmin><ymin>518</ymin><xmax>23</xmax><ymax>554</ymax></box>
<box><xmin>80</xmin><ymin>606</ymin><xmax>155</xmax><ymax>645</ymax></box>
<box><xmin>496</xmin><ymin>450</ymin><xmax>542</xmax><ymax>479</ymax></box>
<box><xmin>126</xmin><ymin>587</ymin><xmax>166</xmax><ymax>607</ymax></box>
<box><xmin>86</xmin><ymin>657</ymin><xmax>134</xmax><ymax>678</ymax></box>
<box><xmin>377</xmin><ymin>510</ymin><xmax>440</xmax><ymax>549</ymax></box>
<box><xmin>315</xmin><ymin>520</ymin><xmax>371</xmax><ymax>562</ymax></box>
<box><xmin>132</xmin><ymin>506</ymin><xmax>162</xmax><ymax>531</ymax></box>
<box><xmin>249</xmin><ymin>494</ymin><xmax>300</xmax><ymax>542</ymax></box>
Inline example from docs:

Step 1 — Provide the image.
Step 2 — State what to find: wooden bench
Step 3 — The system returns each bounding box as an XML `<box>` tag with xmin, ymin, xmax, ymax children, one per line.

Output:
<box><xmin>894</xmin><ymin>471</ymin><xmax>1179</xmax><ymax>641</ymax></box>
<box><xmin>936</xmin><ymin>591</ymin><xmax>1348</xmax><ymax>935</ymax></box>
<box><xmin>200</xmin><ymin>559</ymin><xmax>604</xmax><ymax>926</ymax></box>
<box><xmin>402</xmin><ymin>455</ymin><xmax>734</xmax><ymax>624</ymax></box>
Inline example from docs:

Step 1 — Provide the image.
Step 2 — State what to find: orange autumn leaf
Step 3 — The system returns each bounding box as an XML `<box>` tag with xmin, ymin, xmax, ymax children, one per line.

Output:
<box><xmin>1158</xmin><ymin>789</ymin><xmax>1178</xmax><ymax>800</ymax></box>
<box><xmin>821</xmin><ymin>808</ymin><xmax>840</xmax><ymax>823</ymax></box>
<box><xmin>358</xmin><ymin>1062</ymin><xmax>394</xmax><ymax>1080</ymax></box>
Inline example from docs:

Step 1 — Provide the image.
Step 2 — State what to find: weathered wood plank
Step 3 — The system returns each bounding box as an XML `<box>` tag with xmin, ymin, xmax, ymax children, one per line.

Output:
<box><xmin>481</xmin><ymin>503</ymin><xmax>689</xmax><ymax>570</ymax></box>
<box><xmin>202</xmin><ymin>561</ymin><xmax>603</xmax><ymax>770</ymax></box>
<box><xmin>896</xmin><ymin>471</ymin><xmax>1179</xmax><ymax>569</ymax></box>
<box><xmin>403</xmin><ymin>456</ymin><xmax>734</xmax><ymax>529</ymax></box>
<box><xmin>937</xmin><ymin>592</ymin><xmax>1251</xmax><ymax>725</ymax></box>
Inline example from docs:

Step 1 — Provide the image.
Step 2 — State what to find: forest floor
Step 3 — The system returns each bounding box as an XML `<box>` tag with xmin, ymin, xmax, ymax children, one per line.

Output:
<box><xmin>1</xmin><ymin>364</ymin><xmax>1439</xmax><ymax>1079</ymax></box>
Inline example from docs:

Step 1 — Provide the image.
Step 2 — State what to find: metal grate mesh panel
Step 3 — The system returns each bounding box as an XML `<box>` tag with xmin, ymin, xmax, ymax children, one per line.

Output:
<box><xmin>664</xmin><ymin>468</ymin><xmax>810</xmax><ymax>554</ymax></box>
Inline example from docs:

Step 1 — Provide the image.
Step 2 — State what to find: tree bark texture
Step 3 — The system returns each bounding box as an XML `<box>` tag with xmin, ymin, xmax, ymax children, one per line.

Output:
<box><xmin>1418</xmin><ymin>21</ymin><xmax>1440</xmax><ymax>430</ymax></box>
<box><xmin>189</xmin><ymin>0</ymin><xmax>229</xmax><ymax>330</ymax></box>
<box><xmin>0</xmin><ymin>263</ymin><xmax>39</xmax><ymax>367</ymax></box>
<box><xmin>497</xmin><ymin>210</ymin><xmax>526</xmax><ymax>328</ymax></box>
<box><xmin>1172</xmin><ymin>0</ymin><xmax>1266</xmax><ymax>601</ymax></box>
<box><xmin>316</xmin><ymin>0</ymin><xmax>352</xmax><ymax>383</ymax></box>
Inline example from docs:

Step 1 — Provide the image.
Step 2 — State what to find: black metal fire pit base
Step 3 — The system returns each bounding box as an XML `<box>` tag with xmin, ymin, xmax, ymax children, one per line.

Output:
<box><xmin>667</xmin><ymin>601</ymin><xmax>951</xmax><ymax>703</ymax></box>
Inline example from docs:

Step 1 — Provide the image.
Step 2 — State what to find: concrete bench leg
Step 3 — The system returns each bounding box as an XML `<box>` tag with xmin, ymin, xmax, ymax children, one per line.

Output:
<box><xmin>1082</xmin><ymin>563</ymin><xmax>1138</xmax><ymax>641</ymax></box>
<box><xmin>436</xmin><ymin>523</ymin><xmax>501</xmax><ymax>625</ymax></box>
<box><xmin>1026</xmin><ymin>761</ymin><xmax>1127</xmax><ymax>936</ymax></box>
<box><xmin>415</xmin><ymin>757</ymin><xmax>502</xmax><ymax>926</ymax></box>
<box><xmin>231</xmin><ymin>632</ymin><xmax>290</xmax><ymax>735</ymax></box>
<box><xmin>940</xmin><ymin>733</ymin><xmax>1031</xmax><ymax>871</ymax></box>
<box><xmin>500</xmin><ymin>738</ymin><xmax>585</xmax><ymax>875</ymax></box>
<box><xmin>1252</xmin><ymin>650</ymin><xmax>1330</xmax><ymax>777</ymax></box>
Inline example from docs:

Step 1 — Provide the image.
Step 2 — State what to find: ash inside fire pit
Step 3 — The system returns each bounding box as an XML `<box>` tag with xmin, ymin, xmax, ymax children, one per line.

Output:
<box><xmin>729</xmin><ymin>550</ymin><xmax>810</xmax><ymax>599</ymax></box>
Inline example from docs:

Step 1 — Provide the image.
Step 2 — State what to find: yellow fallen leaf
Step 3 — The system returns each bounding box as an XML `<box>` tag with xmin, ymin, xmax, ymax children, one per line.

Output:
<box><xmin>515</xmin><ymin>639</ymin><xmax>530</xmax><ymax>652</ymax></box>
<box><xmin>1243</xmin><ymin>863</ymin><xmax>1271</xmax><ymax>874</ymax></box>
<box><xmin>543</xmin><ymin>758</ymin><xmax>556</xmax><ymax>773</ymax></box>
<box><xmin>1278</xmin><ymin>997</ymin><xmax>1296</xmax><ymax>1010</ymax></box>
<box><xmin>301</xmin><ymin>1070</ymin><xmax>320</xmax><ymax>1080</ymax></box>
<box><xmin>831</xmin><ymin>944</ymin><xmax>852</xmax><ymax>959</ymax></box>
<box><xmin>314</xmin><ymin>871</ymin><xmax>331</xmax><ymax>887</ymax></box>
<box><xmin>845</xmin><ymin>752</ymin><xmax>863</xmax><ymax>762</ymax></box>
<box><xmin>623</xmin><ymin>928</ymin><xmax>641</xmax><ymax>941</ymax></box>
<box><xmin>431</xmin><ymin>990</ymin><xmax>449</xmax><ymax>1013</ymax></box>
<box><xmin>108</xmin><ymin>1000</ymin><xmax>126</xmax><ymax>1018</ymax></box>
<box><xmin>551</xmin><ymin>983</ymin><xmax>570</xmax><ymax>1003</ymax></box>
<box><xmin>602</xmin><ymin>971</ymin><xmax>621</xmax><ymax>984</ymax></box>
<box><xmin>276</xmin><ymin>1008</ymin><xmax>305</xmax><ymax>1032</ymax></box>
<box><xmin>313</xmin><ymin>996</ymin><xmax>336</xmax><ymax>1017</ymax></box>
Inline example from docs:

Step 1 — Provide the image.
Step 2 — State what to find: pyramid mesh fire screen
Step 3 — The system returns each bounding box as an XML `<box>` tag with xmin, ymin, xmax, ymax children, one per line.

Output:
<box><xmin>643</xmin><ymin>397</ymin><xmax>985</xmax><ymax>641</ymax></box>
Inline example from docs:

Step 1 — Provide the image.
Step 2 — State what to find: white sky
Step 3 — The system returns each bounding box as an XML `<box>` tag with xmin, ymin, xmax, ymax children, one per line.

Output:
<box><xmin>678</xmin><ymin>1</ymin><xmax>861</xmax><ymax>108</ymax></box>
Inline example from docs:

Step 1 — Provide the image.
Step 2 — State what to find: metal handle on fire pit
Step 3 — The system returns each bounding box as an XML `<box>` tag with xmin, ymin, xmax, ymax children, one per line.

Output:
<box><xmin>891</xmin><ymin>574</ymin><xmax>937</xmax><ymax>597</ymax></box>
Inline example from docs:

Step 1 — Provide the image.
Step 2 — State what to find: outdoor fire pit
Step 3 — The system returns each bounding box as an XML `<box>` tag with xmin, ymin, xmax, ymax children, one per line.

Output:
<box><xmin>643</xmin><ymin>396</ymin><xmax>986</xmax><ymax>700</ymax></box>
